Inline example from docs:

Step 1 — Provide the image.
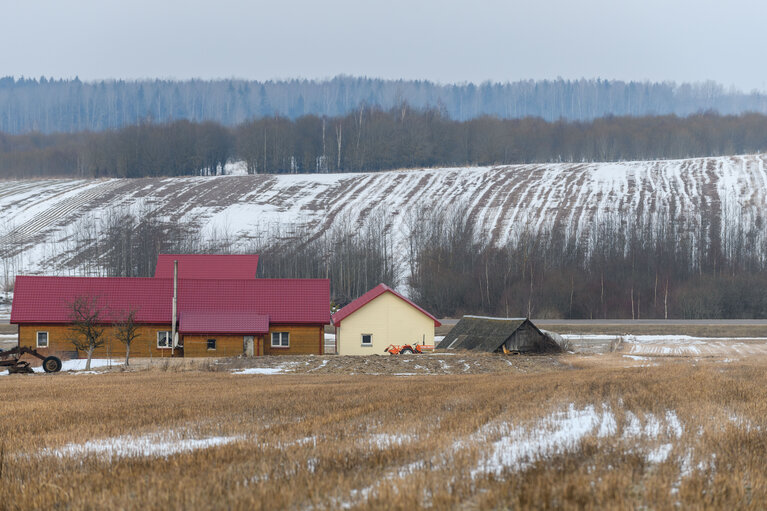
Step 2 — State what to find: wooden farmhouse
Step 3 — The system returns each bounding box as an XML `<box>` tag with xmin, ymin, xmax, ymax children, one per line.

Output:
<box><xmin>332</xmin><ymin>283</ymin><xmax>441</xmax><ymax>355</ymax></box>
<box><xmin>438</xmin><ymin>316</ymin><xmax>559</xmax><ymax>353</ymax></box>
<box><xmin>10</xmin><ymin>254</ymin><xmax>330</xmax><ymax>359</ymax></box>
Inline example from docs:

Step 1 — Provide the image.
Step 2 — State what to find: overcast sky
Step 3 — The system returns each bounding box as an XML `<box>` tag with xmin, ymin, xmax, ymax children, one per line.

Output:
<box><xmin>2</xmin><ymin>0</ymin><xmax>766</xmax><ymax>91</ymax></box>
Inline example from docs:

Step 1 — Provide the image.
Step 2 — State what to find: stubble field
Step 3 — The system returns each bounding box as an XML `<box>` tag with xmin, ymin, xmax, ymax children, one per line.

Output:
<box><xmin>2</xmin><ymin>352</ymin><xmax>767</xmax><ymax>510</ymax></box>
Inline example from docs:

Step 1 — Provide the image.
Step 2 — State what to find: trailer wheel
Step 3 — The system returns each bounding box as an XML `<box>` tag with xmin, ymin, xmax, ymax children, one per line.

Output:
<box><xmin>400</xmin><ymin>347</ymin><xmax>414</xmax><ymax>355</ymax></box>
<box><xmin>42</xmin><ymin>356</ymin><xmax>62</xmax><ymax>373</ymax></box>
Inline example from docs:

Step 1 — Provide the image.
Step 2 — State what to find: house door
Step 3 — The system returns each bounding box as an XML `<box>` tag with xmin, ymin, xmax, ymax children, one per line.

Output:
<box><xmin>243</xmin><ymin>336</ymin><xmax>255</xmax><ymax>357</ymax></box>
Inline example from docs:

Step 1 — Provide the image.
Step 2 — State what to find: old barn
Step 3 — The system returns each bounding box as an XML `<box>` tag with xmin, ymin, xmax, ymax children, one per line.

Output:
<box><xmin>438</xmin><ymin>316</ymin><xmax>560</xmax><ymax>353</ymax></box>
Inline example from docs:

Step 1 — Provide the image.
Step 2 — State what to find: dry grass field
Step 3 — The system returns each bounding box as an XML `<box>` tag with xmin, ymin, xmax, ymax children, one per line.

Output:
<box><xmin>2</xmin><ymin>352</ymin><xmax>767</xmax><ymax>509</ymax></box>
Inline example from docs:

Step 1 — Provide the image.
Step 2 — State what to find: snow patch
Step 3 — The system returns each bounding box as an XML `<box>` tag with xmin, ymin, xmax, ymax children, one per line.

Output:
<box><xmin>46</xmin><ymin>433</ymin><xmax>243</xmax><ymax>459</ymax></box>
<box><xmin>232</xmin><ymin>367</ymin><xmax>285</xmax><ymax>375</ymax></box>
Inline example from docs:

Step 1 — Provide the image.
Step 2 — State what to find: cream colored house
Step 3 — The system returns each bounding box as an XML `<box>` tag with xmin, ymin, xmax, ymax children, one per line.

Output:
<box><xmin>332</xmin><ymin>284</ymin><xmax>441</xmax><ymax>355</ymax></box>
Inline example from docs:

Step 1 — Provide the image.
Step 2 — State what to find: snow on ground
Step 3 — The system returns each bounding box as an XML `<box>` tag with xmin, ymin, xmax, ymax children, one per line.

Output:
<box><xmin>468</xmin><ymin>403</ymin><xmax>684</xmax><ymax>476</ymax></box>
<box><xmin>563</xmin><ymin>333</ymin><xmax>767</xmax><ymax>357</ymax></box>
<box><xmin>232</xmin><ymin>367</ymin><xmax>286</xmax><ymax>375</ymax></box>
<box><xmin>2</xmin><ymin>154</ymin><xmax>767</xmax><ymax>289</ymax></box>
<box><xmin>339</xmin><ymin>402</ymin><xmax>692</xmax><ymax>507</ymax></box>
<box><xmin>45</xmin><ymin>432</ymin><xmax>243</xmax><ymax>459</ymax></box>
<box><xmin>33</xmin><ymin>358</ymin><xmax>123</xmax><ymax>373</ymax></box>
<box><xmin>1</xmin><ymin>357</ymin><xmax>123</xmax><ymax>376</ymax></box>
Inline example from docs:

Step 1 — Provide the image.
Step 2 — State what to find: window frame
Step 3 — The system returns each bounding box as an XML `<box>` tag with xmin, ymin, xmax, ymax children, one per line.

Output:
<box><xmin>207</xmin><ymin>338</ymin><xmax>217</xmax><ymax>351</ymax></box>
<box><xmin>361</xmin><ymin>333</ymin><xmax>373</xmax><ymax>346</ymax></box>
<box><xmin>157</xmin><ymin>330</ymin><xmax>172</xmax><ymax>349</ymax></box>
<box><xmin>36</xmin><ymin>331</ymin><xmax>49</xmax><ymax>349</ymax></box>
<box><xmin>271</xmin><ymin>331</ymin><xmax>290</xmax><ymax>348</ymax></box>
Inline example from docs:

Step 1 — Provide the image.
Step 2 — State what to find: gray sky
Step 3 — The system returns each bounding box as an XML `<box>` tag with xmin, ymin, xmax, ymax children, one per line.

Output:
<box><xmin>2</xmin><ymin>0</ymin><xmax>766</xmax><ymax>91</ymax></box>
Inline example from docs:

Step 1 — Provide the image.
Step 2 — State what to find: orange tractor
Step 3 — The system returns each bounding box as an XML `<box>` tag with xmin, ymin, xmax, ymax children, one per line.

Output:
<box><xmin>384</xmin><ymin>343</ymin><xmax>434</xmax><ymax>355</ymax></box>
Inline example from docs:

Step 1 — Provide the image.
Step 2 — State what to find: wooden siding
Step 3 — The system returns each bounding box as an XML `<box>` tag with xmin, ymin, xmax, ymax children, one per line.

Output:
<box><xmin>18</xmin><ymin>323</ymin><xmax>323</xmax><ymax>358</ymax></box>
<box><xmin>263</xmin><ymin>324</ymin><xmax>323</xmax><ymax>355</ymax></box>
<box><xmin>183</xmin><ymin>334</ymin><xmax>253</xmax><ymax>358</ymax></box>
<box><xmin>505</xmin><ymin>322</ymin><xmax>547</xmax><ymax>353</ymax></box>
<box><xmin>18</xmin><ymin>324</ymin><xmax>181</xmax><ymax>359</ymax></box>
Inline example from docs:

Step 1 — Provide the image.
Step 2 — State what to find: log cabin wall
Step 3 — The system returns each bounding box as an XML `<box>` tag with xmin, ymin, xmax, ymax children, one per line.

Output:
<box><xmin>263</xmin><ymin>324</ymin><xmax>324</xmax><ymax>355</ymax></box>
<box><xmin>18</xmin><ymin>324</ymin><xmax>178</xmax><ymax>359</ymax></box>
<box><xmin>183</xmin><ymin>334</ymin><xmax>250</xmax><ymax>357</ymax></box>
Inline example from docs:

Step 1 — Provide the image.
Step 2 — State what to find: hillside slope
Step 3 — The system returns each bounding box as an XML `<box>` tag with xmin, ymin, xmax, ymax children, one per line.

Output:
<box><xmin>1</xmin><ymin>154</ymin><xmax>765</xmax><ymax>282</ymax></box>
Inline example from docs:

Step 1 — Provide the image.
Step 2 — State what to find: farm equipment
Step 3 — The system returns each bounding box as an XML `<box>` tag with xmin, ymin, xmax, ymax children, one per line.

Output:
<box><xmin>384</xmin><ymin>343</ymin><xmax>434</xmax><ymax>355</ymax></box>
<box><xmin>0</xmin><ymin>346</ymin><xmax>62</xmax><ymax>374</ymax></box>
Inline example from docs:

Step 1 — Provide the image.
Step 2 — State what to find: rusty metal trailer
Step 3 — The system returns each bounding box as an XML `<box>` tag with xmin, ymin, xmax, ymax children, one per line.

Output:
<box><xmin>0</xmin><ymin>347</ymin><xmax>62</xmax><ymax>374</ymax></box>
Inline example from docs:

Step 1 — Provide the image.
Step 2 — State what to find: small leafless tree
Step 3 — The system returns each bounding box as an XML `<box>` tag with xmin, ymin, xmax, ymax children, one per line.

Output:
<box><xmin>114</xmin><ymin>308</ymin><xmax>140</xmax><ymax>367</ymax></box>
<box><xmin>68</xmin><ymin>295</ymin><xmax>106</xmax><ymax>370</ymax></box>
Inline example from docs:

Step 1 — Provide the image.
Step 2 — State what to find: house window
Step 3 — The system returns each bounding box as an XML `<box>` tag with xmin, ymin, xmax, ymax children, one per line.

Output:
<box><xmin>36</xmin><ymin>331</ymin><xmax>49</xmax><ymax>348</ymax></box>
<box><xmin>271</xmin><ymin>332</ymin><xmax>289</xmax><ymax>348</ymax></box>
<box><xmin>207</xmin><ymin>339</ymin><xmax>216</xmax><ymax>350</ymax></box>
<box><xmin>361</xmin><ymin>334</ymin><xmax>372</xmax><ymax>346</ymax></box>
<box><xmin>157</xmin><ymin>331</ymin><xmax>172</xmax><ymax>348</ymax></box>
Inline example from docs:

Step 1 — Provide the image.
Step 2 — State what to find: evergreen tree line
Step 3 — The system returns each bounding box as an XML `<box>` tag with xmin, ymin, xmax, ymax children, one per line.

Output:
<box><xmin>4</xmin><ymin>109</ymin><xmax>767</xmax><ymax>178</ymax></box>
<box><xmin>2</xmin><ymin>75</ymin><xmax>767</xmax><ymax>134</ymax></box>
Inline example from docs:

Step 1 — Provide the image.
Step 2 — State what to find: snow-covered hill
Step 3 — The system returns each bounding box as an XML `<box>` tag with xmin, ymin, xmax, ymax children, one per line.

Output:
<box><xmin>1</xmin><ymin>154</ymin><xmax>766</xmax><ymax>283</ymax></box>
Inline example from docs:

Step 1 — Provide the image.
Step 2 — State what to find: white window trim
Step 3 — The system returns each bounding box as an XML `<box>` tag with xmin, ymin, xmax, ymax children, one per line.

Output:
<box><xmin>361</xmin><ymin>333</ymin><xmax>373</xmax><ymax>347</ymax></box>
<box><xmin>271</xmin><ymin>332</ymin><xmax>290</xmax><ymax>348</ymax></box>
<box><xmin>36</xmin><ymin>331</ymin><xmax>49</xmax><ymax>348</ymax></box>
<box><xmin>157</xmin><ymin>330</ymin><xmax>172</xmax><ymax>349</ymax></box>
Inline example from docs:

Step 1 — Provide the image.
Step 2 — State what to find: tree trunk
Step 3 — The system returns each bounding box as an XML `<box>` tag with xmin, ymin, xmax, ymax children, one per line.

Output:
<box><xmin>86</xmin><ymin>345</ymin><xmax>94</xmax><ymax>371</ymax></box>
<box><xmin>125</xmin><ymin>343</ymin><xmax>130</xmax><ymax>367</ymax></box>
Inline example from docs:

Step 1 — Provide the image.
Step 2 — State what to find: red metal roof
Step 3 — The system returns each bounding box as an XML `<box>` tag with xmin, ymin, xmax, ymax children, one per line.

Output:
<box><xmin>331</xmin><ymin>283</ymin><xmax>441</xmax><ymax>327</ymax></box>
<box><xmin>178</xmin><ymin>279</ymin><xmax>330</xmax><ymax>325</ymax></box>
<box><xmin>10</xmin><ymin>276</ymin><xmax>172</xmax><ymax>324</ymax></box>
<box><xmin>11</xmin><ymin>276</ymin><xmax>330</xmax><ymax>327</ymax></box>
<box><xmin>179</xmin><ymin>312</ymin><xmax>269</xmax><ymax>334</ymax></box>
<box><xmin>154</xmin><ymin>254</ymin><xmax>259</xmax><ymax>280</ymax></box>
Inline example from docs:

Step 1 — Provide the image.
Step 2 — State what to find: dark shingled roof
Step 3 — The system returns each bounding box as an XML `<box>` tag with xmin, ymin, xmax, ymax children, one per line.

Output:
<box><xmin>438</xmin><ymin>316</ymin><xmax>557</xmax><ymax>353</ymax></box>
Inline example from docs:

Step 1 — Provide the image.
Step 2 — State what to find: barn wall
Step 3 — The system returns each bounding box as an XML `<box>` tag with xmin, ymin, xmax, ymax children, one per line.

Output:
<box><xmin>17</xmin><ymin>323</ymin><xmax>180</xmax><ymax>359</ymax></box>
<box><xmin>262</xmin><ymin>324</ymin><xmax>323</xmax><ymax>355</ymax></box>
<box><xmin>336</xmin><ymin>292</ymin><xmax>435</xmax><ymax>355</ymax></box>
<box><xmin>505</xmin><ymin>323</ymin><xmax>546</xmax><ymax>352</ymax></box>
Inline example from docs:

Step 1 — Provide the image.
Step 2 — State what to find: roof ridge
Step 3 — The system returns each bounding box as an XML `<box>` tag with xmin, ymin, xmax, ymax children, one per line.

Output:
<box><xmin>463</xmin><ymin>315</ymin><xmax>528</xmax><ymax>321</ymax></box>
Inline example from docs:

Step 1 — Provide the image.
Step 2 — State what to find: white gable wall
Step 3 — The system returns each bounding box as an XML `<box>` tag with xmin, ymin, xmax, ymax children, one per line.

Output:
<box><xmin>336</xmin><ymin>292</ymin><xmax>435</xmax><ymax>355</ymax></box>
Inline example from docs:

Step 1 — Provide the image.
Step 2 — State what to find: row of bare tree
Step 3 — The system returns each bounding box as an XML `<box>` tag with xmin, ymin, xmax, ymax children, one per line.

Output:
<box><xmin>6</xmin><ymin>192</ymin><xmax>767</xmax><ymax>319</ymax></box>
<box><xmin>406</xmin><ymin>202</ymin><xmax>767</xmax><ymax>319</ymax></box>
<box><xmin>4</xmin><ymin>109</ymin><xmax>767</xmax><ymax>177</ymax></box>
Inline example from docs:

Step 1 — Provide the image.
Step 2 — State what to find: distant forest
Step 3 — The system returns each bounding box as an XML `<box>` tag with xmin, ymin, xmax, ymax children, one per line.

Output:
<box><xmin>2</xmin><ymin>75</ymin><xmax>767</xmax><ymax>134</ymax></box>
<box><xmin>3</xmin><ymin>108</ymin><xmax>767</xmax><ymax>178</ymax></box>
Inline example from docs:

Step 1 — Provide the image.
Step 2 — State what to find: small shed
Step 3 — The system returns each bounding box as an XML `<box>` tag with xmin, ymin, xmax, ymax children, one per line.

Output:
<box><xmin>438</xmin><ymin>316</ymin><xmax>559</xmax><ymax>353</ymax></box>
<box><xmin>332</xmin><ymin>284</ymin><xmax>441</xmax><ymax>355</ymax></box>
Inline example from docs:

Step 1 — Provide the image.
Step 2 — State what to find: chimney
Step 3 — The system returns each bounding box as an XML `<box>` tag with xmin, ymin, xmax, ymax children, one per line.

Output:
<box><xmin>171</xmin><ymin>259</ymin><xmax>178</xmax><ymax>351</ymax></box>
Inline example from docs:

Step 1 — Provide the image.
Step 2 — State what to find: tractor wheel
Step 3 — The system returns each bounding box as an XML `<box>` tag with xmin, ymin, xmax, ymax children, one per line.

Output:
<box><xmin>42</xmin><ymin>356</ymin><xmax>62</xmax><ymax>373</ymax></box>
<box><xmin>400</xmin><ymin>347</ymin><xmax>414</xmax><ymax>355</ymax></box>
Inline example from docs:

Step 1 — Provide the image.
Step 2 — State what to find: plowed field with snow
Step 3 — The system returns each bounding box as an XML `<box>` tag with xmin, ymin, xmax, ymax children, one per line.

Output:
<box><xmin>1</xmin><ymin>153</ymin><xmax>766</xmax><ymax>277</ymax></box>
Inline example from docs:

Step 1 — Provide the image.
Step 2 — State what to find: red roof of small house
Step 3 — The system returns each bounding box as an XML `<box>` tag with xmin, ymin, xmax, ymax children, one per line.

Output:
<box><xmin>11</xmin><ymin>276</ymin><xmax>330</xmax><ymax>327</ymax></box>
<box><xmin>154</xmin><ymin>254</ymin><xmax>259</xmax><ymax>280</ymax></box>
<box><xmin>179</xmin><ymin>312</ymin><xmax>270</xmax><ymax>334</ymax></box>
<box><xmin>331</xmin><ymin>283</ymin><xmax>441</xmax><ymax>327</ymax></box>
<box><xmin>10</xmin><ymin>276</ymin><xmax>172</xmax><ymax>324</ymax></box>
